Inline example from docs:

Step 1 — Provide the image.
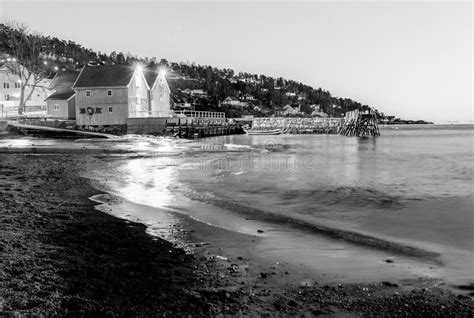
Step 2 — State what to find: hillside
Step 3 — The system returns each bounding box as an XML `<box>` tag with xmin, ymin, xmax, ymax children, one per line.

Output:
<box><xmin>1</xmin><ymin>23</ymin><xmax>402</xmax><ymax>120</ymax></box>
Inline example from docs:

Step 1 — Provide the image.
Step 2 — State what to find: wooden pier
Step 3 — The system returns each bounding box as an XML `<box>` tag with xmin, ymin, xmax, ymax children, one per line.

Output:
<box><xmin>128</xmin><ymin>112</ymin><xmax>244</xmax><ymax>138</ymax></box>
<box><xmin>339</xmin><ymin>109</ymin><xmax>380</xmax><ymax>137</ymax></box>
<box><xmin>165</xmin><ymin>117</ymin><xmax>243</xmax><ymax>138</ymax></box>
<box><xmin>5</xmin><ymin>110</ymin><xmax>380</xmax><ymax>139</ymax></box>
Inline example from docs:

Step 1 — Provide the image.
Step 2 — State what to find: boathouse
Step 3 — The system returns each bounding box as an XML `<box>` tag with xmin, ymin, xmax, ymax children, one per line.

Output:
<box><xmin>45</xmin><ymin>71</ymin><xmax>80</xmax><ymax>119</ymax></box>
<box><xmin>73</xmin><ymin>65</ymin><xmax>171</xmax><ymax>129</ymax></box>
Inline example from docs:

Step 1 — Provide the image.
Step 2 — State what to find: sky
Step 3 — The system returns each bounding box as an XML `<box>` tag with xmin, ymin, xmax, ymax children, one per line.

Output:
<box><xmin>0</xmin><ymin>0</ymin><xmax>472</xmax><ymax>122</ymax></box>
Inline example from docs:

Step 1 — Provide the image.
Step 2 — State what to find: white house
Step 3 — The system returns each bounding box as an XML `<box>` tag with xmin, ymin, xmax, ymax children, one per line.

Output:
<box><xmin>221</xmin><ymin>96</ymin><xmax>248</xmax><ymax>108</ymax></box>
<box><xmin>275</xmin><ymin>104</ymin><xmax>301</xmax><ymax>116</ymax></box>
<box><xmin>0</xmin><ymin>65</ymin><xmax>51</xmax><ymax>116</ymax></box>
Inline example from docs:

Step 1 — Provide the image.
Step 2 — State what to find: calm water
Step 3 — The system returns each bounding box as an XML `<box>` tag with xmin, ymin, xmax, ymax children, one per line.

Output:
<box><xmin>85</xmin><ymin>125</ymin><xmax>473</xmax><ymax>286</ymax></box>
<box><xmin>177</xmin><ymin>125</ymin><xmax>473</xmax><ymax>248</ymax></box>
<box><xmin>4</xmin><ymin>125</ymin><xmax>472</xmax><ymax>286</ymax></box>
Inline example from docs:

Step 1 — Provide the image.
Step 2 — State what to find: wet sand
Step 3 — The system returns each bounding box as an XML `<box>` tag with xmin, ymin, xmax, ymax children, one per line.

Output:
<box><xmin>1</xmin><ymin>150</ymin><xmax>473</xmax><ymax>316</ymax></box>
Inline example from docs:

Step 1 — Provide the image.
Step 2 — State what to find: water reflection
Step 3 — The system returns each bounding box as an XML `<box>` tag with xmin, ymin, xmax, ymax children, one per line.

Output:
<box><xmin>117</xmin><ymin>158</ymin><xmax>176</xmax><ymax>208</ymax></box>
<box><xmin>357</xmin><ymin>137</ymin><xmax>378</xmax><ymax>184</ymax></box>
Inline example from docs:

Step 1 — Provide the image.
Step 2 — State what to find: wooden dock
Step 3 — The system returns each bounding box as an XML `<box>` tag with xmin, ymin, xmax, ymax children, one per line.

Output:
<box><xmin>6</xmin><ymin>109</ymin><xmax>380</xmax><ymax>139</ymax></box>
<box><xmin>165</xmin><ymin>119</ymin><xmax>243</xmax><ymax>138</ymax></box>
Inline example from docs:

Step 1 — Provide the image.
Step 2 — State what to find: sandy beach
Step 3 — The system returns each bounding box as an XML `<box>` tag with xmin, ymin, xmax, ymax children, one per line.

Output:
<box><xmin>1</xmin><ymin>139</ymin><xmax>473</xmax><ymax>316</ymax></box>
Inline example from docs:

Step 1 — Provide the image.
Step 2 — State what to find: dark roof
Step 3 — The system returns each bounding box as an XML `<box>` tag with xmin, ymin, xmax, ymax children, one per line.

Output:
<box><xmin>50</xmin><ymin>71</ymin><xmax>80</xmax><ymax>90</ymax></box>
<box><xmin>45</xmin><ymin>89</ymin><xmax>75</xmax><ymax>101</ymax></box>
<box><xmin>58</xmin><ymin>72</ymin><xmax>80</xmax><ymax>84</ymax></box>
<box><xmin>73</xmin><ymin>65</ymin><xmax>136</xmax><ymax>88</ymax></box>
<box><xmin>143</xmin><ymin>68</ymin><xmax>159</xmax><ymax>88</ymax></box>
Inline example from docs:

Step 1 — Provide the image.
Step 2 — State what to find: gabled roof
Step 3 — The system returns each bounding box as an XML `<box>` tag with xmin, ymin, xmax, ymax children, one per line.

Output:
<box><xmin>143</xmin><ymin>67</ymin><xmax>171</xmax><ymax>93</ymax></box>
<box><xmin>73</xmin><ymin>65</ymin><xmax>136</xmax><ymax>88</ymax></box>
<box><xmin>143</xmin><ymin>68</ymin><xmax>159</xmax><ymax>88</ymax></box>
<box><xmin>45</xmin><ymin>90</ymin><xmax>75</xmax><ymax>101</ymax></box>
<box><xmin>49</xmin><ymin>71</ymin><xmax>80</xmax><ymax>90</ymax></box>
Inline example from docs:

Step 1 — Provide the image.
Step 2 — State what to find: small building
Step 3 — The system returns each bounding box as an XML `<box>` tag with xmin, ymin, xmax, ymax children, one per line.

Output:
<box><xmin>0</xmin><ymin>66</ymin><xmax>22</xmax><ymax>116</ymax></box>
<box><xmin>309</xmin><ymin>104</ymin><xmax>327</xmax><ymax>118</ymax></box>
<box><xmin>189</xmin><ymin>89</ymin><xmax>207</xmax><ymax>97</ymax></box>
<box><xmin>174</xmin><ymin>102</ymin><xmax>193</xmax><ymax>111</ymax></box>
<box><xmin>45</xmin><ymin>71</ymin><xmax>80</xmax><ymax>119</ymax></box>
<box><xmin>73</xmin><ymin>65</ymin><xmax>171</xmax><ymax>128</ymax></box>
<box><xmin>275</xmin><ymin>104</ymin><xmax>301</xmax><ymax>116</ymax></box>
<box><xmin>45</xmin><ymin>90</ymin><xmax>76</xmax><ymax>119</ymax></box>
<box><xmin>221</xmin><ymin>96</ymin><xmax>248</xmax><ymax>108</ymax></box>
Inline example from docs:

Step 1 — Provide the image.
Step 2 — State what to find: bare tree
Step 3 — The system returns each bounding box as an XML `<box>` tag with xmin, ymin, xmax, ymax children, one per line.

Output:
<box><xmin>4</xmin><ymin>22</ymin><xmax>53</xmax><ymax>114</ymax></box>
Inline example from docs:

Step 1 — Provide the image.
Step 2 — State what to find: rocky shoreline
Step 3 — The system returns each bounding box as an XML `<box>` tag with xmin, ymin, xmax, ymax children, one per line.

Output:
<box><xmin>1</xmin><ymin>152</ymin><xmax>473</xmax><ymax>316</ymax></box>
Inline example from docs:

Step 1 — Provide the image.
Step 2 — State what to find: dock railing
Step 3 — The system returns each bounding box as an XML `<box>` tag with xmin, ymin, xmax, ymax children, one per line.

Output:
<box><xmin>172</xmin><ymin>110</ymin><xmax>225</xmax><ymax>119</ymax></box>
<box><xmin>129</xmin><ymin>110</ymin><xmax>226</xmax><ymax>119</ymax></box>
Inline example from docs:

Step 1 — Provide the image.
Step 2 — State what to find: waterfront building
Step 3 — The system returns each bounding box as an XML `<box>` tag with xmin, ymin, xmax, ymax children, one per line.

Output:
<box><xmin>73</xmin><ymin>65</ymin><xmax>171</xmax><ymax>128</ymax></box>
<box><xmin>45</xmin><ymin>71</ymin><xmax>80</xmax><ymax>119</ymax></box>
<box><xmin>143</xmin><ymin>67</ymin><xmax>171</xmax><ymax>117</ymax></box>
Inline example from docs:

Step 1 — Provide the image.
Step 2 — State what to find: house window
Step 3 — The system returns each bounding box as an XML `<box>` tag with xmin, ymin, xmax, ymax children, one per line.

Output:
<box><xmin>107</xmin><ymin>90</ymin><xmax>112</xmax><ymax>96</ymax></box>
<box><xmin>86</xmin><ymin>90</ymin><xmax>91</xmax><ymax>97</ymax></box>
<box><xmin>14</xmin><ymin>82</ymin><xmax>20</xmax><ymax>88</ymax></box>
<box><xmin>5</xmin><ymin>94</ymin><xmax>10</xmax><ymax>101</ymax></box>
<box><xmin>54</xmin><ymin>104</ymin><xmax>60</xmax><ymax>111</ymax></box>
<box><xmin>3</xmin><ymin>83</ymin><xmax>9</xmax><ymax>89</ymax></box>
<box><xmin>109</xmin><ymin>107</ymin><xmax>113</xmax><ymax>113</ymax></box>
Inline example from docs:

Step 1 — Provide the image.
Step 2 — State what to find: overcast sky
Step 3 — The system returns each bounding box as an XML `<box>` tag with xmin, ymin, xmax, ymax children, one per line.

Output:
<box><xmin>1</xmin><ymin>0</ymin><xmax>472</xmax><ymax>122</ymax></box>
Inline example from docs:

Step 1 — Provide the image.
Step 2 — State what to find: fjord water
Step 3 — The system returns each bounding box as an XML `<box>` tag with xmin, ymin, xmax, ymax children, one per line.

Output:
<box><xmin>85</xmin><ymin>125</ymin><xmax>473</xmax><ymax>286</ymax></box>
<box><xmin>179</xmin><ymin>125</ymin><xmax>473</xmax><ymax>250</ymax></box>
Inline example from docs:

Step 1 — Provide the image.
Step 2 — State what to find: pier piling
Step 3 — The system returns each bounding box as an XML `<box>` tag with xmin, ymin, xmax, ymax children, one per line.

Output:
<box><xmin>339</xmin><ymin>109</ymin><xmax>380</xmax><ymax>137</ymax></box>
